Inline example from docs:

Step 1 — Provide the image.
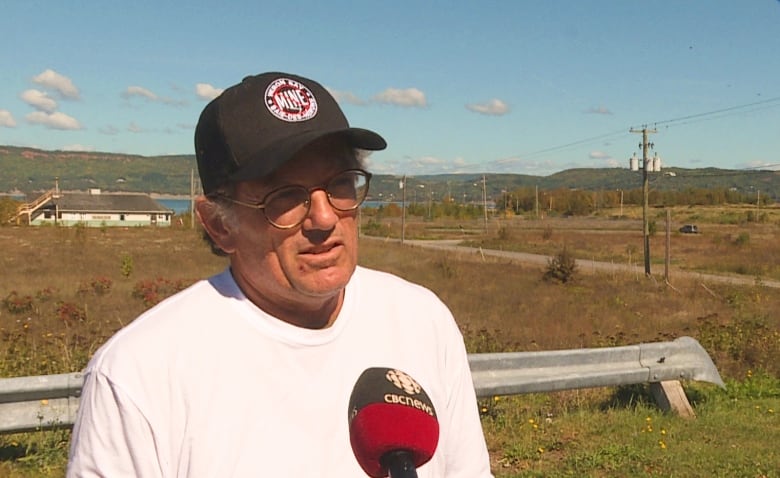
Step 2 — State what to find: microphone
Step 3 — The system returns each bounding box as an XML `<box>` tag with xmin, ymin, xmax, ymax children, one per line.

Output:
<box><xmin>348</xmin><ymin>367</ymin><xmax>439</xmax><ymax>478</ymax></box>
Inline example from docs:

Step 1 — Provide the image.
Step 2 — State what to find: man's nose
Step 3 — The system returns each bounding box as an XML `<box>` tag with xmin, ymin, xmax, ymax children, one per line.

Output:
<box><xmin>303</xmin><ymin>189</ymin><xmax>340</xmax><ymax>229</ymax></box>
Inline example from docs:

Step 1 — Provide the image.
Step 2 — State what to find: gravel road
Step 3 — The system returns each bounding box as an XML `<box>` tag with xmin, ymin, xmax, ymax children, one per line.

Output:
<box><xmin>371</xmin><ymin>237</ymin><xmax>780</xmax><ymax>289</ymax></box>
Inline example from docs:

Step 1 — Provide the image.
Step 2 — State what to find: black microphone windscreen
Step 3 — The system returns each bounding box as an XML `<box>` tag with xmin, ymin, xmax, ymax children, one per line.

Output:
<box><xmin>348</xmin><ymin>367</ymin><xmax>439</xmax><ymax>477</ymax></box>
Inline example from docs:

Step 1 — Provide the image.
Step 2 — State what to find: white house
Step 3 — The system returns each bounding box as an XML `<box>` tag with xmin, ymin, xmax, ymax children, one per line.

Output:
<box><xmin>21</xmin><ymin>189</ymin><xmax>173</xmax><ymax>227</ymax></box>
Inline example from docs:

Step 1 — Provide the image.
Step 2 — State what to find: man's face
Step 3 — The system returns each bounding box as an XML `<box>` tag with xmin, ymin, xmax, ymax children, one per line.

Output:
<box><xmin>224</xmin><ymin>136</ymin><xmax>362</xmax><ymax>326</ymax></box>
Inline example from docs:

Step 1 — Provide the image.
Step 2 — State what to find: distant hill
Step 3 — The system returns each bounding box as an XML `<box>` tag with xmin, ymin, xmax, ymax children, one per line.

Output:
<box><xmin>1</xmin><ymin>145</ymin><xmax>777</xmax><ymax>200</ymax></box>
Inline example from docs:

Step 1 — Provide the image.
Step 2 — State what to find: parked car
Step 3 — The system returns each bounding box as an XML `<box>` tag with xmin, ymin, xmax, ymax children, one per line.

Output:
<box><xmin>679</xmin><ymin>224</ymin><xmax>699</xmax><ymax>234</ymax></box>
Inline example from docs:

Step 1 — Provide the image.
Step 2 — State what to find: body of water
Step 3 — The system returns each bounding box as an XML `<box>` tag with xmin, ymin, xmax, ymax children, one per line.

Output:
<box><xmin>157</xmin><ymin>198</ymin><xmax>192</xmax><ymax>215</ymax></box>
<box><xmin>157</xmin><ymin>198</ymin><xmax>403</xmax><ymax>215</ymax></box>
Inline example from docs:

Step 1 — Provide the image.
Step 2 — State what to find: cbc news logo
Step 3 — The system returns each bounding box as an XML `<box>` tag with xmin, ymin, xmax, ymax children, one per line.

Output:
<box><xmin>386</xmin><ymin>369</ymin><xmax>422</xmax><ymax>395</ymax></box>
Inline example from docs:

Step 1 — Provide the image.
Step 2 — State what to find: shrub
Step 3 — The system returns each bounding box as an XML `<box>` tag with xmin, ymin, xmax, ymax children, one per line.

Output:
<box><xmin>36</xmin><ymin>287</ymin><xmax>57</xmax><ymax>302</ymax></box>
<box><xmin>3</xmin><ymin>291</ymin><xmax>34</xmax><ymax>314</ymax></box>
<box><xmin>543</xmin><ymin>247</ymin><xmax>578</xmax><ymax>283</ymax></box>
<box><xmin>362</xmin><ymin>218</ymin><xmax>392</xmax><ymax>237</ymax></box>
<box><xmin>734</xmin><ymin>232</ymin><xmax>750</xmax><ymax>247</ymax></box>
<box><xmin>120</xmin><ymin>253</ymin><xmax>134</xmax><ymax>279</ymax></box>
<box><xmin>77</xmin><ymin>277</ymin><xmax>113</xmax><ymax>296</ymax></box>
<box><xmin>648</xmin><ymin>220</ymin><xmax>657</xmax><ymax>236</ymax></box>
<box><xmin>56</xmin><ymin>301</ymin><xmax>87</xmax><ymax>325</ymax></box>
<box><xmin>132</xmin><ymin>277</ymin><xmax>190</xmax><ymax>307</ymax></box>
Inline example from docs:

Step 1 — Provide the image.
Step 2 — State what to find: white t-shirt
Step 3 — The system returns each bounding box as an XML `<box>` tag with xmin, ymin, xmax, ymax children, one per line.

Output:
<box><xmin>67</xmin><ymin>266</ymin><xmax>493</xmax><ymax>477</ymax></box>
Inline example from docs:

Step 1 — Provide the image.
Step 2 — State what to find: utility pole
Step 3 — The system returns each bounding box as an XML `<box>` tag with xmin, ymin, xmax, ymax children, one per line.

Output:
<box><xmin>190</xmin><ymin>169</ymin><xmax>196</xmax><ymax>229</ymax></box>
<box><xmin>630</xmin><ymin>126</ymin><xmax>657</xmax><ymax>276</ymax></box>
<box><xmin>665</xmin><ymin>208</ymin><xmax>671</xmax><ymax>283</ymax></box>
<box><xmin>482</xmin><ymin>175</ymin><xmax>488</xmax><ymax>233</ymax></box>
<box><xmin>400</xmin><ymin>176</ymin><xmax>406</xmax><ymax>243</ymax></box>
<box><xmin>535</xmin><ymin>185</ymin><xmax>539</xmax><ymax>218</ymax></box>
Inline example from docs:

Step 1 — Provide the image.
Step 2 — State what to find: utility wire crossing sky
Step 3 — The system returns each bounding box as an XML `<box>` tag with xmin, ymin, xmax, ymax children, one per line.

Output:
<box><xmin>1</xmin><ymin>1</ymin><xmax>779</xmax><ymax>176</ymax></box>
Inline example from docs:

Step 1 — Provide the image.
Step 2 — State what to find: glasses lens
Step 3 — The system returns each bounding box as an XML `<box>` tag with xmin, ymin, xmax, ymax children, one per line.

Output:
<box><xmin>328</xmin><ymin>170</ymin><xmax>369</xmax><ymax>211</ymax></box>
<box><xmin>263</xmin><ymin>186</ymin><xmax>310</xmax><ymax>227</ymax></box>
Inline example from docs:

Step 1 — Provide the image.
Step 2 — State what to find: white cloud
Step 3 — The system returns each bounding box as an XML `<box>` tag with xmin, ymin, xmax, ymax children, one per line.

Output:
<box><xmin>742</xmin><ymin>160</ymin><xmax>780</xmax><ymax>171</ymax></box>
<box><xmin>26</xmin><ymin>111</ymin><xmax>82</xmax><ymax>130</ymax></box>
<box><xmin>372</xmin><ymin>88</ymin><xmax>427</xmax><ymax>107</ymax></box>
<box><xmin>0</xmin><ymin>109</ymin><xmax>16</xmax><ymax>127</ymax></box>
<box><xmin>585</xmin><ymin>106</ymin><xmax>612</xmax><ymax>115</ymax></box>
<box><xmin>487</xmin><ymin>156</ymin><xmax>560</xmax><ymax>174</ymax></box>
<box><xmin>127</xmin><ymin>122</ymin><xmax>144</xmax><ymax>133</ymax></box>
<box><xmin>123</xmin><ymin>86</ymin><xmax>158</xmax><ymax>101</ymax></box>
<box><xmin>20</xmin><ymin>89</ymin><xmax>58</xmax><ymax>113</ymax></box>
<box><xmin>369</xmin><ymin>155</ymin><xmax>478</xmax><ymax>175</ymax></box>
<box><xmin>195</xmin><ymin>83</ymin><xmax>223</xmax><ymax>100</ymax></box>
<box><xmin>466</xmin><ymin>99</ymin><xmax>510</xmax><ymax>116</ymax></box>
<box><xmin>123</xmin><ymin>86</ymin><xmax>186</xmax><ymax>106</ymax></box>
<box><xmin>32</xmin><ymin>69</ymin><xmax>80</xmax><ymax>99</ymax></box>
<box><xmin>62</xmin><ymin>144</ymin><xmax>95</xmax><ymax>152</ymax></box>
<box><xmin>589</xmin><ymin>151</ymin><xmax>610</xmax><ymax>159</ymax></box>
<box><xmin>327</xmin><ymin>88</ymin><xmax>366</xmax><ymax>106</ymax></box>
<box><xmin>99</xmin><ymin>124</ymin><xmax>120</xmax><ymax>135</ymax></box>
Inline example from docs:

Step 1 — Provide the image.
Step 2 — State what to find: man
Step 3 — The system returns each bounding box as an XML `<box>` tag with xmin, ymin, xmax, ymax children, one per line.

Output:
<box><xmin>67</xmin><ymin>72</ymin><xmax>493</xmax><ymax>477</ymax></box>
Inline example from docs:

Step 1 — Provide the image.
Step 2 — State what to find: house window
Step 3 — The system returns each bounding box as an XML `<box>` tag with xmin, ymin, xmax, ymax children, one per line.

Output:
<box><xmin>120</xmin><ymin>214</ymin><xmax>126</xmax><ymax>221</ymax></box>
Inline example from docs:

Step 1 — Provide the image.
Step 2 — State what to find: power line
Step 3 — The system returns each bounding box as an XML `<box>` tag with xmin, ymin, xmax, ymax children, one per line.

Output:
<box><xmin>484</xmin><ymin>95</ymin><xmax>780</xmax><ymax>172</ymax></box>
<box><xmin>647</xmin><ymin>95</ymin><xmax>780</xmax><ymax>129</ymax></box>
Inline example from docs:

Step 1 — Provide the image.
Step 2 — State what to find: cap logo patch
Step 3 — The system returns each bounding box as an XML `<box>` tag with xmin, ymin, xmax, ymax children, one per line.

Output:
<box><xmin>265</xmin><ymin>78</ymin><xmax>318</xmax><ymax>122</ymax></box>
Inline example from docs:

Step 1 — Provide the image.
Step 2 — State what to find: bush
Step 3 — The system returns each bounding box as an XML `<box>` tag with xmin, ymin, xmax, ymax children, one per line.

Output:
<box><xmin>132</xmin><ymin>277</ymin><xmax>189</xmax><ymax>306</ymax></box>
<box><xmin>362</xmin><ymin>219</ymin><xmax>392</xmax><ymax>237</ymax></box>
<box><xmin>734</xmin><ymin>232</ymin><xmax>750</xmax><ymax>247</ymax></box>
<box><xmin>56</xmin><ymin>301</ymin><xmax>87</xmax><ymax>326</ymax></box>
<box><xmin>120</xmin><ymin>253</ymin><xmax>134</xmax><ymax>278</ymax></box>
<box><xmin>543</xmin><ymin>247</ymin><xmax>578</xmax><ymax>283</ymax></box>
<box><xmin>77</xmin><ymin>277</ymin><xmax>113</xmax><ymax>296</ymax></box>
<box><xmin>3</xmin><ymin>291</ymin><xmax>34</xmax><ymax>314</ymax></box>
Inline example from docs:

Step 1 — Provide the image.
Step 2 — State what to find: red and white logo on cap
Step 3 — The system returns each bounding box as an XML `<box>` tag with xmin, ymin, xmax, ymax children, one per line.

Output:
<box><xmin>265</xmin><ymin>78</ymin><xmax>318</xmax><ymax>122</ymax></box>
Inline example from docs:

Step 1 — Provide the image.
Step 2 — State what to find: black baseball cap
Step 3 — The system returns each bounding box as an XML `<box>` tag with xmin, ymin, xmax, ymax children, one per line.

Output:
<box><xmin>195</xmin><ymin>72</ymin><xmax>387</xmax><ymax>194</ymax></box>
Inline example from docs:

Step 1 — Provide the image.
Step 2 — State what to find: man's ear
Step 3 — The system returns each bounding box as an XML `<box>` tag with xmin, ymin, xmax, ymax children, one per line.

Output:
<box><xmin>195</xmin><ymin>196</ymin><xmax>238</xmax><ymax>254</ymax></box>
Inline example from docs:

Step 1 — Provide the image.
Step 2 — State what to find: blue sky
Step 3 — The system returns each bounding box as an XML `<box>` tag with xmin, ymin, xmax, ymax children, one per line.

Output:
<box><xmin>1</xmin><ymin>0</ymin><xmax>779</xmax><ymax>176</ymax></box>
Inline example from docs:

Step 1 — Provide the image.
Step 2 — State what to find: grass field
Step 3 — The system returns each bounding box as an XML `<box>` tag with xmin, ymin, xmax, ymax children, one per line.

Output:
<box><xmin>1</xmin><ymin>213</ymin><xmax>778</xmax><ymax>477</ymax></box>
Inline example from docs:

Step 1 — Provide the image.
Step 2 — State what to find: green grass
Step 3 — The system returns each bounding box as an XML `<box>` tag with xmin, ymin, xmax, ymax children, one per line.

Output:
<box><xmin>482</xmin><ymin>374</ymin><xmax>779</xmax><ymax>477</ymax></box>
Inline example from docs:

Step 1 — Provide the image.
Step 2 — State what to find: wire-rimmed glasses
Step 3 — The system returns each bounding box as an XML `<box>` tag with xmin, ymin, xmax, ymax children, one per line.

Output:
<box><xmin>212</xmin><ymin>169</ymin><xmax>372</xmax><ymax>229</ymax></box>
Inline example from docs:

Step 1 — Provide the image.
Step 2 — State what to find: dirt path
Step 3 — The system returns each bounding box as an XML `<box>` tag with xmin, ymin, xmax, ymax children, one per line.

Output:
<box><xmin>380</xmin><ymin>238</ymin><xmax>780</xmax><ymax>289</ymax></box>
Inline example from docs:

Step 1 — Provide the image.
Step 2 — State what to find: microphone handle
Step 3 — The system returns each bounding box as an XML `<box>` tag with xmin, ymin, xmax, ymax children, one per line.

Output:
<box><xmin>381</xmin><ymin>450</ymin><xmax>418</xmax><ymax>478</ymax></box>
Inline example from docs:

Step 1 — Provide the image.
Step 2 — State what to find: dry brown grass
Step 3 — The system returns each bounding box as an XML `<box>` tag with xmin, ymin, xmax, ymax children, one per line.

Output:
<box><xmin>359</xmin><ymin>235</ymin><xmax>780</xmax><ymax>379</ymax></box>
<box><xmin>1</xmin><ymin>222</ymin><xmax>779</xmax><ymax>477</ymax></box>
<box><xmin>0</xmin><ymin>226</ymin><xmax>227</xmax><ymax>376</ymax></box>
<box><xmin>366</xmin><ymin>204</ymin><xmax>780</xmax><ymax>281</ymax></box>
<box><xmin>1</xmin><ymin>220</ymin><xmax>778</xmax><ymax>380</ymax></box>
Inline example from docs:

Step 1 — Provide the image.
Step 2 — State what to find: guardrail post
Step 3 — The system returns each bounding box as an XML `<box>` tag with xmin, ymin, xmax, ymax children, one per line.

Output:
<box><xmin>650</xmin><ymin>380</ymin><xmax>696</xmax><ymax>418</ymax></box>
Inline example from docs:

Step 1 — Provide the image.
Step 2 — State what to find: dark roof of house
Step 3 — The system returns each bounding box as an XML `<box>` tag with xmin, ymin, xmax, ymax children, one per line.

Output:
<box><xmin>47</xmin><ymin>192</ymin><xmax>172</xmax><ymax>213</ymax></box>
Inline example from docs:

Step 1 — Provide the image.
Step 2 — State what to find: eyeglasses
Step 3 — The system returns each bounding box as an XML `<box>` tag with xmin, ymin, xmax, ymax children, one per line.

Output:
<box><xmin>213</xmin><ymin>169</ymin><xmax>372</xmax><ymax>229</ymax></box>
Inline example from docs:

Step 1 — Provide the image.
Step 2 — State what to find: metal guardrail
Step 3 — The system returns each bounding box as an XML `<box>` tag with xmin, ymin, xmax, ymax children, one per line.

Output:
<box><xmin>0</xmin><ymin>337</ymin><xmax>723</xmax><ymax>435</ymax></box>
<box><xmin>0</xmin><ymin>372</ymin><xmax>83</xmax><ymax>434</ymax></box>
<box><xmin>469</xmin><ymin>336</ymin><xmax>725</xmax><ymax>398</ymax></box>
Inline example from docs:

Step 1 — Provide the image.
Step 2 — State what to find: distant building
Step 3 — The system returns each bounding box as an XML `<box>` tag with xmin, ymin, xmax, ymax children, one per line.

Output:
<box><xmin>18</xmin><ymin>188</ymin><xmax>173</xmax><ymax>227</ymax></box>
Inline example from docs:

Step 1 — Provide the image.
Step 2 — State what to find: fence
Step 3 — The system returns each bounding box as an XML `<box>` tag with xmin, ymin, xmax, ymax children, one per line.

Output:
<box><xmin>0</xmin><ymin>336</ymin><xmax>724</xmax><ymax>435</ymax></box>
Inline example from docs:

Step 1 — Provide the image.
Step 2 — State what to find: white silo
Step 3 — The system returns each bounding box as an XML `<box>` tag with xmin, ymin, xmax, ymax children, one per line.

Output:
<box><xmin>629</xmin><ymin>153</ymin><xmax>639</xmax><ymax>171</ymax></box>
<box><xmin>652</xmin><ymin>153</ymin><xmax>662</xmax><ymax>172</ymax></box>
